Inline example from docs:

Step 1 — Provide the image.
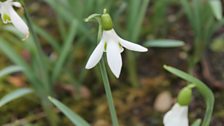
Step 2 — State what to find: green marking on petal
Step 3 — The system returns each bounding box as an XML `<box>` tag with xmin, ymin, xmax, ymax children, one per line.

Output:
<box><xmin>2</xmin><ymin>14</ymin><xmax>11</xmax><ymax>23</ymax></box>
<box><xmin>104</xmin><ymin>42</ymin><xmax>107</xmax><ymax>50</ymax></box>
<box><xmin>118</xmin><ymin>43</ymin><xmax>122</xmax><ymax>48</ymax></box>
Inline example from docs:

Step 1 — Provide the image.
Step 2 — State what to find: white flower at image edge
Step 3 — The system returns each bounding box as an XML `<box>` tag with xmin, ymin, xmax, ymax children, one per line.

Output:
<box><xmin>163</xmin><ymin>103</ymin><xmax>189</xmax><ymax>126</ymax></box>
<box><xmin>0</xmin><ymin>0</ymin><xmax>29</xmax><ymax>38</ymax></box>
<box><xmin>85</xmin><ymin>29</ymin><xmax>148</xmax><ymax>78</ymax></box>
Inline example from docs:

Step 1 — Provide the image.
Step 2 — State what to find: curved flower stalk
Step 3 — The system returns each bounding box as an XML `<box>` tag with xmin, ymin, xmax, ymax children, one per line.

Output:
<box><xmin>0</xmin><ymin>0</ymin><xmax>29</xmax><ymax>39</ymax></box>
<box><xmin>85</xmin><ymin>11</ymin><xmax>148</xmax><ymax>78</ymax></box>
<box><xmin>164</xmin><ymin>65</ymin><xmax>214</xmax><ymax>126</ymax></box>
<box><xmin>163</xmin><ymin>103</ymin><xmax>189</xmax><ymax>126</ymax></box>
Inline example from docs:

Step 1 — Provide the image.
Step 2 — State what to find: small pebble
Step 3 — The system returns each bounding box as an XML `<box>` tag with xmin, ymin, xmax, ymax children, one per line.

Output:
<box><xmin>154</xmin><ymin>91</ymin><xmax>174</xmax><ymax>112</ymax></box>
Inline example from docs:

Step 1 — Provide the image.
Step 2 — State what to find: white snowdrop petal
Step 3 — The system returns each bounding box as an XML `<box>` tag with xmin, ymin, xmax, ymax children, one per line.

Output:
<box><xmin>120</xmin><ymin>39</ymin><xmax>148</xmax><ymax>52</ymax></box>
<box><xmin>85</xmin><ymin>40</ymin><xmax>105</xmax><ymax>69</ymax></box>
<box><xmin>163</xmin><ymin>103</ymin><xmax>188</xmax><ymax>126</ymax></box>
<box><xmin>102</xmin><ymin>29</ymin><xmax>118</xmax><ymax>40</ymax></box>
<box><xmin>8</xmin><ymin>7</ymin><xmax>29</xmax><ymax>38</ymax></box>
<box><xmin>106</xmin><ymin>41</ymin><xmax>122</xmax><ymax>78</ymax></box>
<box><xmin>12</xmin><ymin>2</ymin><xmax>22</xmax><ymax>8</ymax></box>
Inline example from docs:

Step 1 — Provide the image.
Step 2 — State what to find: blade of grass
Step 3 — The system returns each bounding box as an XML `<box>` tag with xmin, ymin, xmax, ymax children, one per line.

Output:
<box><xmin>150</xmin><ymin>0</ymin><xmax>168</xmax><ymax>33</ymax></box>
<box><xmin>22</xmin><ymin>2</ymin><xmax>52</xmax><ymax>93</ymax></box>
<box><xmin>0</xmin><ymin>88</ymin><xmax>33</xmax><ymax>107</ymax></box>
<box><xmin>209</xmin><ymin>0</ymin><xmax>223</xmax><ymax>20</ymax></box>
<box><xmin>128</xmin><ymin>0</ymin><xmax>141</xmax><ymax>34</ymax></box>
<box><xmin>48</xmin><ymin>97</ymin><xmax>90</xmax><ymax>126</ymax></box>
<box><xmin>180</xmin><ymin>0</ymin><xmax>196</xmax><ymax>31</ymax></box>
<box><xmin>126</xmin><ymin>0</ymin><xmax>150</xmax><ymax>87</ymax></box>
<box><xmin>132</xmin><ymin>0</ymin><xmax>150</xmax><ymax>41</ymax></box>
<box><xmin>0</xmin><ymin>65</ymin><xmax>23</xmax><ymax>77</ymax></box>
<box><xmin>192</xmin><ymin>0</ymin><xmax>202</xmax><ymax>36</ymax></box>
<box><xmin>144</xmin><ymin>39</ymin><xmax>184</xmax><ymax>47</ymax></box>
<box><xmin>44</xmin><ymin>0</ymin><xmax>94</xmax><ymax>43</ymax></box>
<box><xmin>57</xmin><ymin>15</ymin><xmax>67</xmax><ymax>41</ymax></box>
<box><xmin>191</xmin><ymin>119</ymin><xmax>202</xmax><ymax>126</ymax></box>
<box><xmin>33</xmin><ymin>24</ymin><xmax>60</xmax><ymax>53</ymax></box>
<box><xmin>0</xmin><ymin>38</ymin><xmax>41</xmax><ymax>90</ymax></box>
<box><xmin>52</xmin><ymin>21</ymin><xmax>78</xmax><ymax>82</ymax></box>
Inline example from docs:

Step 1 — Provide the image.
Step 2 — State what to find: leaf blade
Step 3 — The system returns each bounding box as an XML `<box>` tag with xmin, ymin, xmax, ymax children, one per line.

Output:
<box><xmin>144</xmin><ymin>39</ymin><xmax>184</xmax><ymax>48</ymax></box>
<box><xmin>0</xmin><ymin>65</ymin><xmax>23</xmax><ymax>78</ymax></box>
<box><xmin>0</xmin><ymin>88</ymin><xmax>33</xmax><ymax>107</ymax></box>
<box><xmin>191</xmin><ymin>119</ymin><xmax>202</xmax><ymax>126</ymax></box>
<box><xmin>209</xmin><ymin>0</ymin><xmax>223</xmax><ymax>20</ymax></box>
<box><xmin>48</xmin><ymin>97</ymin><xmax>90</xmax><ymax>126</ymax></box>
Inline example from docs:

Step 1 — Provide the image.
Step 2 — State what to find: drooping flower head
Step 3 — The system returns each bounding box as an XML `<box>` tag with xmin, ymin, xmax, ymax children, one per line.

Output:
<box><xmin>0</xmin><ymin>0</ymin><xmax>29</xmax><ymax>39</ymax></box>
<box><xmin>163</xmin><ymin>86</ymin><xmax>193</xmax><ymax>126</ymax></box>
<box><xmin>85</xmin><ymin>10</ymin><xmax>148</xmax><ymax>78</ymax></box>
<box><xmin>163</xmin><ymin>103</ymin><xmax>189</xmax><ymax>126</ymax></box>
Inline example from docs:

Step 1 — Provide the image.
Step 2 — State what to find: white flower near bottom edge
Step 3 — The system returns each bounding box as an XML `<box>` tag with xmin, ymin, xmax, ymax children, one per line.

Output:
<box><xmin>163</xmin><ymin>103</ymin><xmax>189</xmax><ymax>126</ymax></box>
<box><xmin>85</xmin><ymin>29</ymin><xmax>148</xmax><ymax>78</ymax></box>
<box><xmin>0</xmin><ymin>0</ymin><xmax>29</xmax><ymax>39</ymax></box>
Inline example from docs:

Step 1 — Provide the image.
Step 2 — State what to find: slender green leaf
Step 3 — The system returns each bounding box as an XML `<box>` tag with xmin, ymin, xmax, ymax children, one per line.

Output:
<box><xmin>128</xmin><ymin>0</ymin><xmax>150</xmax><ymax>41</ymax></box>
<box><xmin>134</xmin><ymin>0</ymin><xmax>150</xmax><ymax>41</ymax></box>
<box><xmin>182</xmin><ymin>0</ymin><xmax>196</xmax><ymax>37</ymax></box>
<box><xmin>144</xmin><ymin>39</ymin><xmax>184</xmax><ymax>47</ymax></box>
<box><xmin>0</xmin><ymin>88</ymin><xmax>33</xmax><ymax>107</ymax></box>
<box><xmin>191</xmin><ymin>119</ymin><xmax>202</xmax><ymax>126</ymax></box>
<box><xmin>33</xmin><ymin>24</ymin><xmax>60</xmax><ymax>53</ymax></box>
<box><xmin>164</xmin><ymin>65</ymin><xmax>214</xmax><ymax>126</ymax></box>
<box><xmin>209</xmin><ymin>0</ymin><xmax>223</xmax><ymax>20</ymax></box>
<box><xmin>57</xmin><ymin>15</ymin><xmax>67</xmax><ymax>41</ymax></box>
<box><xmin>52</xmin><ymin>21</ymin><xmax>78</xmax><ymax>82</ymax></box>
<box><xmin>0</xmin><ymin>38</ymin><xmax>44</xmax><ymax>93</ymax></box>
<box><xmin>0</xmin><ymin>38</ymin><xmax>40</xmax><ymax>88</ymax></box>
<box><xmin>126</xmin><ymin>0</ymin><xmax>150</xmax><ymax>87</ymax></box>
<box><xmin>48</xmin><ymin>97</ymin><xmax>90</xmax><ymax>126</ymax></box>
<box><xmin>0</xmin><ymin>66</ymin><xmax>23</xmax><ymax>78</ymax></box>
<box><xmin>44</xmin><ymin>0</ymin><xmax>94</xmax><ymax>42</ymax></box>
<box><xmin>23</xmin><ymin>4</ymin><xmax>52</xmax><ymax>91</ymax></box>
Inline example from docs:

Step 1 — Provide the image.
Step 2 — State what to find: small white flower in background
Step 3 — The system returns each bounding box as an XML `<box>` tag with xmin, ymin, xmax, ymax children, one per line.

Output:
<box><xmin>85</xmin><ymin>12</ymin><xmax>148</xmax><ymax>78</ymax></box>
<box><xmin>0</xmin><ymin>0</ymin><xmax>29</xmax><ymax>39</ymax></box>
<box><xmin>163</xmin><ymin>103</ymin><xmax>189</xmax><ymax>126</ymax></box>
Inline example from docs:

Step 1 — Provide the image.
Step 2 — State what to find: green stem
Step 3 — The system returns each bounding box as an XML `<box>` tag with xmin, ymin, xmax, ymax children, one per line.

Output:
<box><xmin>99</xmin><ymin>60</ymin><xmax>120</xmax><ymax>126</ymax></box>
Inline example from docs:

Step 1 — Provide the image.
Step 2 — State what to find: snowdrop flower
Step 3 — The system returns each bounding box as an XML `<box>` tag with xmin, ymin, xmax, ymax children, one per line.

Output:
<box><xmin>0</xmin><ymin>0</ymin><xmax>29</xmax><ymax>39</ymax></box>
<box><xmin>163</xmin><ymin>103</ymin><xmax>189</xmax><ymax>126</ymax></box>
<box><xmin>163</xmin><ymin>86</ymin><xmax>194</xmax><ymax>126</ymax></box>
<box><xmin>85</xmin><ymin>11</ymin><xmax>148</xmax><ymax>78</ymax></box>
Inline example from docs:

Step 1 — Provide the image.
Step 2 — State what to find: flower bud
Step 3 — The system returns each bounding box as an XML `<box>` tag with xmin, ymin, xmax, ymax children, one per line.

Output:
<box><xmin>177</xmin><ymin>86</ymin><xmax>192</xmax><ymax>106</ymax></box>
<box><xmin>101</xmin><ymin>13</ymin><xmax>113</xmax><ymax>31</ymax></box>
